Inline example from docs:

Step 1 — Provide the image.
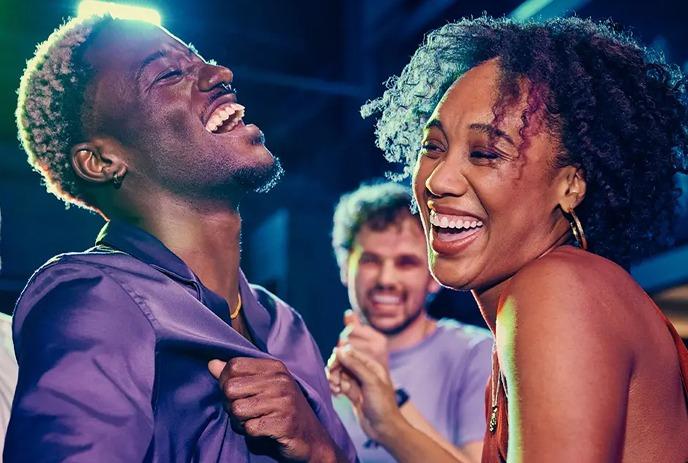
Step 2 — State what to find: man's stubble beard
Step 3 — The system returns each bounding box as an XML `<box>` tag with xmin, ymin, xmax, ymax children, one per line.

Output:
<box><xmin>233</xmin><ymin>155</ymin><xmax>284</xmax><ymax>194</ymax></box>
<box><xmin>367</xmin><ymin>303</ymin><xmax>425</xmax><ymax>337</ymax></box>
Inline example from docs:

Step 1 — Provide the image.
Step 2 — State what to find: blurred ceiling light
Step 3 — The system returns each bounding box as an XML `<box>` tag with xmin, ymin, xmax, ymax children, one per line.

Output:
<box><xmin>510</xmin><ymin>0</ymin><xmax>590</xmax><ymax>21</ymax></box>
<box><xmin>77</xmin><ymin>1</ymin><xmax>161</xmax><ymax>25</ymax></box>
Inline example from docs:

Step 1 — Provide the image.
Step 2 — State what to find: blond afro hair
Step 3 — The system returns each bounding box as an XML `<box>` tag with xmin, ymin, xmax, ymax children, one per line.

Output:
<box><xmin>16</xmin><ymin>14</ymin><xmax>114</xmax><ymax>210</ymax></box>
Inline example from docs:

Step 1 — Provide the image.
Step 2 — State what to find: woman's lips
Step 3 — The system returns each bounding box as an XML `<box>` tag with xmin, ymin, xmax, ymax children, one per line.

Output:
<box><xmin>430</xmin><ymin>224</ymin><xmax>483</xmax><ymax>255</ymax></box>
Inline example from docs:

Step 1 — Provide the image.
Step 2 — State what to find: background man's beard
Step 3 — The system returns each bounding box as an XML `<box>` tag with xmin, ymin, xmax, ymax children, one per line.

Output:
<box><xmin>233</xmin><ymin>156</ymin><xmax>284</xmax><ymax>193</ymax></box>
<box><xmin>368</xmin><ymin>305</ymin><xmax>425</xmax><ymax>336</ymax></box>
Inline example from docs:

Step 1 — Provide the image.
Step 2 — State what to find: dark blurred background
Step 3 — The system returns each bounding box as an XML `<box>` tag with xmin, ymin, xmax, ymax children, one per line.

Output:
<box><xmin>1</xmin><ymin>0</ymin><xmax>688</xmax><ymax>355</ymax></box>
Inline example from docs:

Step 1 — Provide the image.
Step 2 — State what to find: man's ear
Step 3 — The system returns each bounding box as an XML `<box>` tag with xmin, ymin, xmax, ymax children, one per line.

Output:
<box><xmin>557</xmin><ymin>166</ymin><xmax>587</xmax><ymax>212</ymax></box>
<box><xmin>340</xmin><ymin>258</ymin><xmax>349</xmax><ymax>287</ymax></box>
<box><xmin>70</xmin><ymin>140</ymin><xmax>127</xmax><ymax>185</ymax></box>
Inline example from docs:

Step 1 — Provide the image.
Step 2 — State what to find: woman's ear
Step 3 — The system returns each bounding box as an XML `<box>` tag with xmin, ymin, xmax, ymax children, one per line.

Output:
<box><xmin>557</xmin><ymin>166</ymin><xmax>587</xmax><ymax>211</ymax></box>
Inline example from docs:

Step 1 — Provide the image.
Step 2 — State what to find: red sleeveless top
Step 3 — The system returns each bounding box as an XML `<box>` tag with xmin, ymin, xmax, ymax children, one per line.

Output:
<box><xmin>480</xmin><ymin>308</ymin><xmax>688</xmax><ymax>462</ymax></box>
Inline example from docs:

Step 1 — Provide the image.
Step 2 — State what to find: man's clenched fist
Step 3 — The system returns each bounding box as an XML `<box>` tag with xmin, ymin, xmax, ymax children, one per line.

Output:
<box><xmin>209</xmin><ymin>357</ymin><xmax>346</xmax><ymax>463</ymax></box>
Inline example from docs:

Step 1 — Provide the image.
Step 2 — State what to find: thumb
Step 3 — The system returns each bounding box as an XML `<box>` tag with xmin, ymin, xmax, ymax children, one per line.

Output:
<box><xmin>344</xmin><ymin>309</ymin><xmax>362</xmax><ymax>327</ymax></box>
<box><xmin>336</xmin><ymin>346</ymin><xmax>385</xmax><ymax>386</ymax></box>
<box><xmin>208</xmin><ymin>359</ymin><xmax>227</xmax><ymax>380</ymax></box>
<box><xmin>339</xmin><ymin>371</ymin><xmax>363</xmax><ymax>407</ymax></box>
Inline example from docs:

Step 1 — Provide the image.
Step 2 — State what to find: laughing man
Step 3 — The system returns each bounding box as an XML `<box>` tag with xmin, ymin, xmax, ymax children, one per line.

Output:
<box><xmin>6</xmin><ymin>14</ymin><xmax>356</xmax><ymax>463</ymax></box>
<box><xmin>329</xmin><ymin>182</ymin><xmax>491</xmax><ymax>463</ymax></box>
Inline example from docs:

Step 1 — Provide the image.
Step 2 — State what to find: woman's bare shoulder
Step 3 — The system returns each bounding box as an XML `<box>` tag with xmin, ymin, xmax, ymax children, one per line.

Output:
<box><xmin>501</xmin><ymin>246</ymin><xmax>644</xmax><ymax>348</ymax></box>
<box><xmin>509</xmin><ymin>245</ymin><xmax>639</xmax><ymax>306</ymax></box>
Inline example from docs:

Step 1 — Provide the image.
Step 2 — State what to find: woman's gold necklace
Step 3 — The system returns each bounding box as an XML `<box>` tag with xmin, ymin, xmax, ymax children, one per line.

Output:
<box><xmin>489</xmin><ymin>346</ymin><xmax>501</xmax><ymax>433</ymax></box>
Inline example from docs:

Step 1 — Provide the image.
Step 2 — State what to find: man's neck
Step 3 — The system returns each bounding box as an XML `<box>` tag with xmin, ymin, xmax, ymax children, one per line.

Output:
<box><xmin>121</xmin><ymin>196</ymin><xmax>243</xmax><ymax>311</ymax></box>
<box><xmin>386</xmin><ymin>312</ymin><xmax>436</xmax><ymax>352</ymax></box>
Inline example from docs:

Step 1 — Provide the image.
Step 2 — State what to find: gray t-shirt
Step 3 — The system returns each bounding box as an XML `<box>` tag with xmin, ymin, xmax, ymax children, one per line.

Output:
<box><xmin>334</xmin><ymin>319</ymin><xmax>492</xmax><ymax>463</ymax></box>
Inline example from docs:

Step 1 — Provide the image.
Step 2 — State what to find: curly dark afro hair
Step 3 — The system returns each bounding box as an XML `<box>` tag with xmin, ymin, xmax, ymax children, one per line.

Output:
<box><xmin>362</xmin><ymin>16</ymin><xmax>688</xmax><ymax>268</ymax></box>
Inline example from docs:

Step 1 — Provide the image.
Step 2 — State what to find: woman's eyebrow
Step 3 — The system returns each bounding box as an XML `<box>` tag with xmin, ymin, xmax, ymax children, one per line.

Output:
<box><xmin>469</xmin><ymin>122</ymin><xmax>516</xmax><ymax>147</ymax></box>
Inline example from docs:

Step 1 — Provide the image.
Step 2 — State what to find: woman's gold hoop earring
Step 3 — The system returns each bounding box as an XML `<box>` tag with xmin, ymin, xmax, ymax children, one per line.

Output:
<box><xmin>567</xmin><ymin>207</ymin><xmax>588</xmax><ymax>250</ymax></box>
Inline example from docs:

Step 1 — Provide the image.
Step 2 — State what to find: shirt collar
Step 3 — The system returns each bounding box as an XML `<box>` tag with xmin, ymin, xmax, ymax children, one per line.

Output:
<box><xmin>95</xmin><ymin>220</ymin><xmax>197</xmax><ymax>283</ymax></box>
<box><xmin>95</xmin><ymin>219</ymin><xmax>272</xmax><ymax>350</ymax></box>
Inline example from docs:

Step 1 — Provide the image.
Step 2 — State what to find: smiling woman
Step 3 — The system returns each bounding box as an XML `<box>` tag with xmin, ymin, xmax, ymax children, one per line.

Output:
<box><xmin>332</xmin><ymin>15</ymin><xmax>688</xmax><ymax>463</ymax></box>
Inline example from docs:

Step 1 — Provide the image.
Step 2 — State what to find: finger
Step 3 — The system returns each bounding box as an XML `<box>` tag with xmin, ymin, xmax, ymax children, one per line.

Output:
<box><xmin>221</xmin><ymin>357</ymin><xmax>288</xmax><ymax>378</ymax></box>
<box><xmin>228</xmin><ymin>395</ymin><xmax>277</xmax><ymax>422</ymax></box>
<box><xmin>329</xmin><ymin>379</ymin><xmax>341</xmax><ymax>396</ymax></box>
<box><xmin>343</xmin><ymin>336</ymin><xmax>386</xmax><ymax>361</ymax></box>
<box><xmin>338</xmin><ymin>324</ymin><xmax>354</xmax><ymax>344</ymax></box>
<box><xmin>339</xmin><ymin>371</ymin><xmax>363</xmax><ymax>407</ymax></box>
<box><xmin>210</xmin><ymin>358</ymin><xmax>265</xmax><ymax>397</ymax></box>
<box><xmin>327</xmin><ymin>362</ymin><xmax>342</xmax><ymax>384</ymax></box>
<box><xmin>344</xmin><ymin>309</ymin><xmax>362</xmax><ymax>327</ymax></box>
<box><xmin>208</xmin><ymin>359</ymin><xmax>226</xmax><ymax>380</ymax></box>
<box><xmin>326</xmin><ymin>357</ymin><xmax>343</xmax><ymax>394</ymax></box>
<box><xmin>345</xmin><ymin>337</ymin><xmax>378</xmax><ymax>356</ymax></box>
<box><xmin>338</xmin><ymin>346</ymin><xmax>392</xmax><ymax>385</ymax></box>
<box><xmin>345</xmin><ymin>347</ymin><xmax>390</xmax><ymax>381</ymax></box>
<box><xmin>346</xmin><ymin>326</ymin><xmax>383</xmax><ymax>343</ymax></box>
<box><xmin>223</xmin><ymin>368</ymin><xmax>293</xmax><ymax>401</ymax></box>
<box><xmin>243</xmin><ymin>414</ymin><xmax>284</xmax><ymax>440</ymax></box>
<box><xmin>326</xmin><ymin>348</ymin><xmax>340</xmax><ymax>371</ymax></box>
<box><xmin>348</xmin><ymin>325</ymin><xmax>388</xmax><ymax>351</ymax></box>
<box><xmin>335</xmin><ymin>346</ymin><xmax>384</xmax><ymax>386</ymax></box>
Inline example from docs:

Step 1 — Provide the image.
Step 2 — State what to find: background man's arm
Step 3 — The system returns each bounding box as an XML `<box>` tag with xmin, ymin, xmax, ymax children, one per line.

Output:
<box><xmin>335</xmin><ymin>311</ymin><xmax>488</xmax><ymax>463</ymax></box>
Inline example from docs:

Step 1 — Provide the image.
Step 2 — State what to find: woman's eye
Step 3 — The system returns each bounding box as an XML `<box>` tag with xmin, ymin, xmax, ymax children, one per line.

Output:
<box><xmin>420</xmin><ymin>142</ymin><xmax>442</xmax><ymax>154</ymax></box>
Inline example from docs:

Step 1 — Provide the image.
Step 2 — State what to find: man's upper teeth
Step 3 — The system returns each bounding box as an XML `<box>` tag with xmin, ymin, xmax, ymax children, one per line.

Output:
<box><xmin>430</xmin><ymin>211</ymin><xmax>483</xmax><ymax>229</ymax></box>
<box><xmin>205</xmin><ymin>102</ymin><xmax>245</xmax><ymax>133</ymax></box>
<box><xmin>372</xmin><ymin>294</ymin><xmax>402</xmax><ymax>304</ymax></box>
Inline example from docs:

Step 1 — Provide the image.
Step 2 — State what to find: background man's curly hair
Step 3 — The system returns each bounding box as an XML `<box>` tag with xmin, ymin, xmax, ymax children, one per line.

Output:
<box><xmin>332</xmin><ymin>181</ymin><xmax>419</xmax><ymax>270</ymax></box>
<box><xmin>16</xmin><ymin>14</ymin><xmax>114</xmax><ymax>212</ymax></box>
<box><xmin>362</xmin><ymin>16</ymin><xmax>688</xmax><ymax>268</ymax></box>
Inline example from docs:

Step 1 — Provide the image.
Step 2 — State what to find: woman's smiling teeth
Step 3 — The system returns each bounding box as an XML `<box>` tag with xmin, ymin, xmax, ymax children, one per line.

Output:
<box><xmin>429</xmin><ymin>210</ymin><xmax>484</xmax><ymax>244</ymax></box>
<box><xmin>429</xmin><ymin>210</ymin><xmax>483</xmax><ymax>230</ymax></box>
<box><xmin>205</xmin><ymin>102</ymin><xmax>245</xmax><ymax>133</ymax></box>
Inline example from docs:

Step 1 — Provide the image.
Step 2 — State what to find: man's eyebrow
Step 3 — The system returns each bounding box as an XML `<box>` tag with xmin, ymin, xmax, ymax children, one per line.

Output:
<box><xmin>469</xmin><ymin>123</ymin><xmax>516</xmax><ymax>147</ymax></box>
<box><xmin>135</xmin><ymin>50</ymin><xmax>167</xmax><ymax>83</ymax></box>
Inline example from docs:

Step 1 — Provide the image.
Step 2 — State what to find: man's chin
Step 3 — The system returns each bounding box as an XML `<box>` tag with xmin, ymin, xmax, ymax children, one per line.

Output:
<box><xmin>233</xmin><ymin>156</ymin><xmax>284</xmax><ymax>193</ymax></box>
<box><xmin>368</xmin><ymin>318</ymin><xmax>408</xmax><ymax>336</ymax></box>
<box><xmin>367</xmin><ymin>306</ymin><xmax>424</xmax><ymax>336</ymax></box>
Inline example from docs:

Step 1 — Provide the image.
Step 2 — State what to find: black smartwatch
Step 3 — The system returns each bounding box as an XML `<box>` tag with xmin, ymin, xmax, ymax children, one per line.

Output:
<box><xmin>394</xmin><ymin>387</ymin><xmax>410</xmax><ymax>408</ymax></box>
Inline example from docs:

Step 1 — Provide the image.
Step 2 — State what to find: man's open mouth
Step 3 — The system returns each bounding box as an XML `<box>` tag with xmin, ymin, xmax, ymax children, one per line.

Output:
<box><xmin>204</xmin><ymin>102</ymin><xmax>245</xmax><ymax>134</ymax></box>
<box><xmin>369</xmin><ymin>292</ymin><xmax>403</xmax><ymax>305</ymax></box>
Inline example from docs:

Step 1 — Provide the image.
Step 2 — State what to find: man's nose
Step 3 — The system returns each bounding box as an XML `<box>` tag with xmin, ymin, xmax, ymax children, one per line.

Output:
<box><xmin>197</xmin><ymin>64</ymin><xmax>233</xmax><ymax>92</ymax></box>
<box><xmin>376</xmin><ymin>261</ymin><xmax>399</xmax><ymax>288</ymax></box>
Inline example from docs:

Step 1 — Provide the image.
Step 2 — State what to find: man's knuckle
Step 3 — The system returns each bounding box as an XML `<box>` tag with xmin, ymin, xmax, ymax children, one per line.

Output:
<box><xmin>227</xmin><ymin>357</ymin><xmax>243</xmax><ymax>374</ymax></box>
<box><xmin>270</xmin><ymin>359</ymin><xmax>287</xmax><ymax>372</ymax></box>
<box><xmin>245</xmin><ymin>418</ymin><xmax>266</xmax><ymax>436</ymax></box>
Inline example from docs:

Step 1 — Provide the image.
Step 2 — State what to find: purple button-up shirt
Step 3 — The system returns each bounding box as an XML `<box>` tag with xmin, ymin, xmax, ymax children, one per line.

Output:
<box><xmin>5</xmin><ymin>220</ymin><xmax>356</xmax><ymax>462</ymax></box>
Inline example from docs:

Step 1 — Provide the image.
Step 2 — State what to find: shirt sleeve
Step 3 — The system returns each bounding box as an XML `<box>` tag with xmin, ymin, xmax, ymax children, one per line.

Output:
<box><xmin>4</xmin><ymin>260</ymin><xmax>156</xmax><ymax>462</ymax></box>
<box><xmin>0</xmin><ymin>314</ymin><xmax>17</xmax><ymax>459</ymax></box>
<box><xmin>453</xmin><ymin>334</ymin><xmax>493</xmax><ymax>446</ymax></box>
